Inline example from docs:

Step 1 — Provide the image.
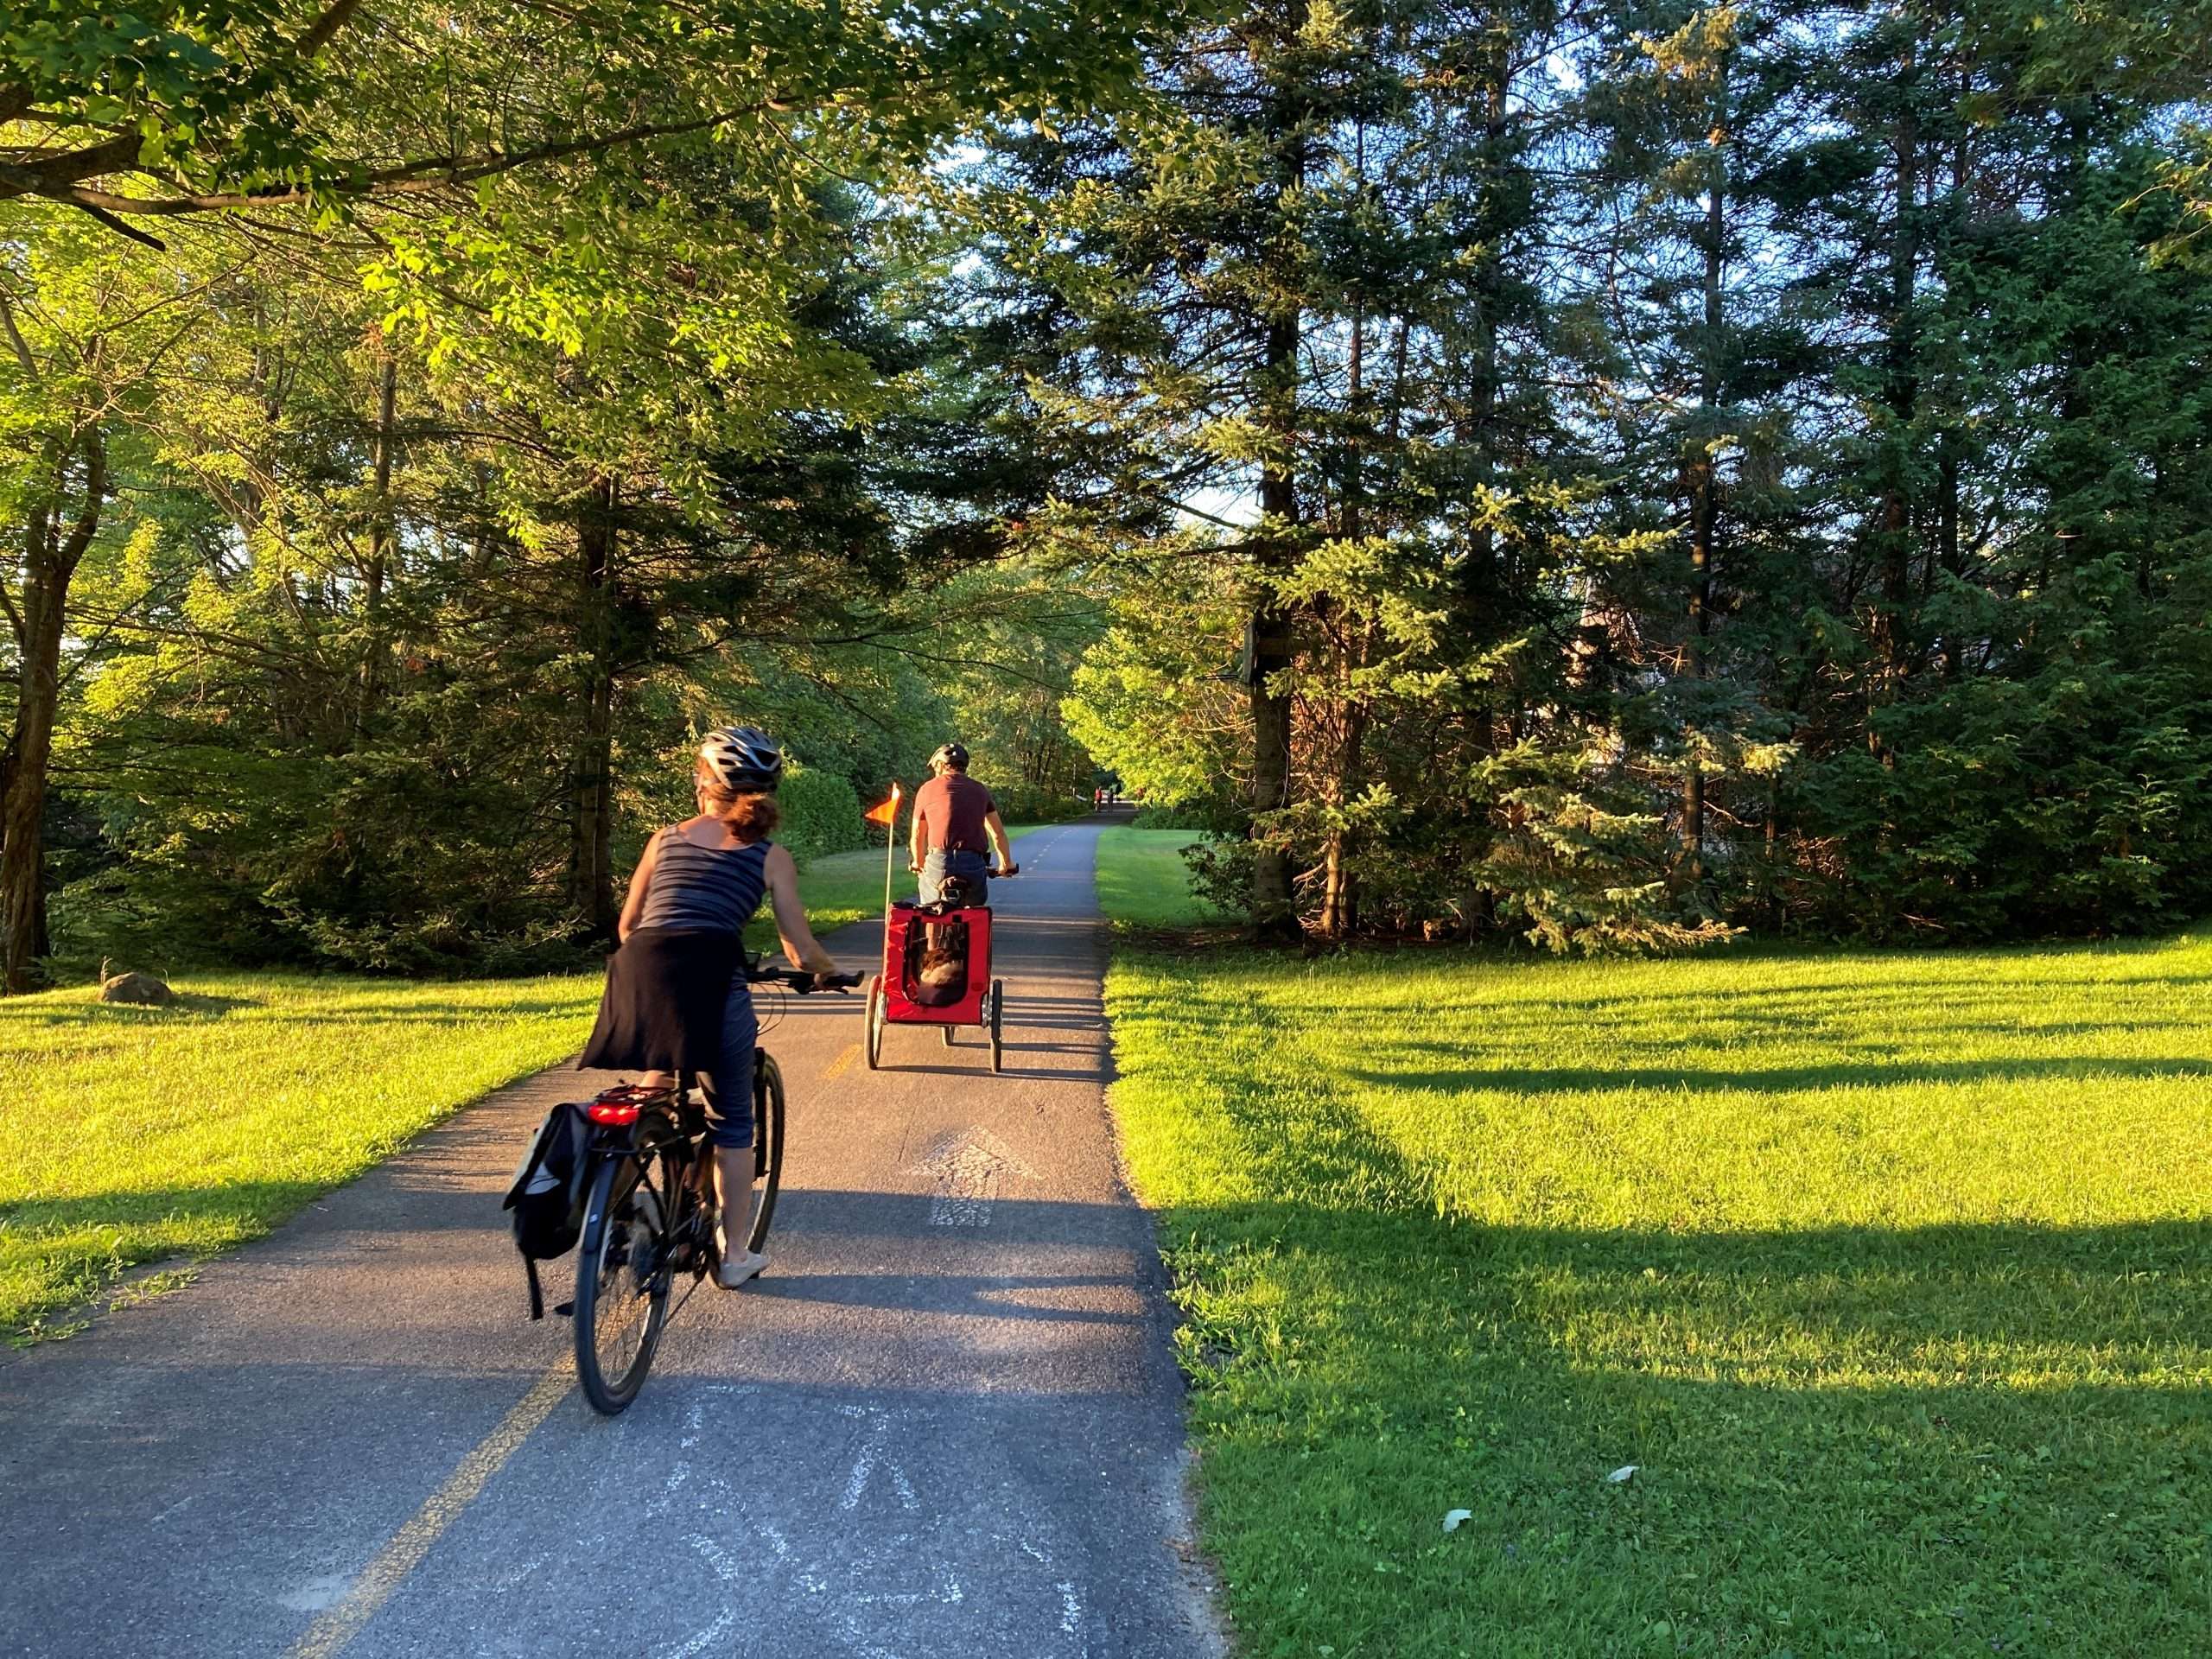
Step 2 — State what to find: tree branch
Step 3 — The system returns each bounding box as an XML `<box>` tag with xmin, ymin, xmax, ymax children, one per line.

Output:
<box><xmin>292</xmin><ymin>0</ymin><xmax>368</xmax><ymax>60</ymax></box>
<box><xmin>70</xmin><ymin>200</ymin><xmax>168</xmax><ymax>250</ymax></box>
<box><xmin>0</xmin><ymin>582</ymin><xmax>24</xmax><ymax>653</ymax></box>
<box><xmin>25</xmin><ymin>109</ymin><xmax>753</xmax><ymax>215</ymax></box>
<box><xmin>54</xmin><ymin>427</ymin><xmax>107</xmax><ymax>575</ymax></box>
<box><xmin>0</xmin><ymin>288</ymin><xmax>39</xmax><ymax>382</ymax></box>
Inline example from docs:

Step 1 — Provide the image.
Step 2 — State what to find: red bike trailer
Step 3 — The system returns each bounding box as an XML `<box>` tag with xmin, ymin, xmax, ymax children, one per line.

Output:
<box><xmin>863</xmin><ymin>897</ymin><xmax>1005</xmax><ymax>1072</ymax></box>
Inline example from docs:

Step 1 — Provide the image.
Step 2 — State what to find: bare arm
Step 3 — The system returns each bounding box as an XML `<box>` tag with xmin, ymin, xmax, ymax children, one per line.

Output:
<box><xmin>985</xmin><ymin>810</ymin><xmax>1016</xmax><ymax>873</ymax></box>
<box><xmin>762</xmin><ymin>843</ymin><xmax>837</xmax><ymax>976</ymax></box>
<box><xmin>617</xmin><ymin>833</ymin><xmax>663</xmax><ymax>943</ymax></box>
<box><xmin>909</xmin><ymin>797</ymin><xmax>929</xmax><ymax>872</ymax></box>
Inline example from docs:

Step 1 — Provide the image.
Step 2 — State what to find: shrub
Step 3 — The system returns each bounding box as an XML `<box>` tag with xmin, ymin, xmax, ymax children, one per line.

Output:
<box><xmin>779</xmin><ymin>765</ymin><xmax>868</xmax><ymax>865</ymax></box>
<box><xmin>988</xmin><ymin>781</ymin><xmax>1090</xmax><ymax>824</ymax></box>
<box><xmin>1131</xmin><ymin>799</ymin><xmax>1237</xmax><ymax>832</ymax></box>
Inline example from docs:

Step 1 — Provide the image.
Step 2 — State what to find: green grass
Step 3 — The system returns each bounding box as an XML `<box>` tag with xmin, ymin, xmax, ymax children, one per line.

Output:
<box><xmin>767</xmin><ymin>843</ymin><xmax>902</xmax><ymax>943</ymax></box>
<box><xmin>1104</xmin><ymin>932</ymin><xmax>2212</xmax><ymax>1657</ymax></box>
<box><xmin>1095</xmin><ymin>825</ymin><xmax>1223</xmax><ymax>929</ymax></box>
<box><xmin>0</xmin><ymin>974</ymin><xmax>598</xmax><ymax>1339</ymax></box>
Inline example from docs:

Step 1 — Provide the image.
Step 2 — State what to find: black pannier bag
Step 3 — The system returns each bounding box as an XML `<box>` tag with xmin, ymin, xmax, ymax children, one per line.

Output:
<box><xmin>503</xmin><ymin>1102</ymin><xmax>592</xmax><ymax>1319</ymax></box>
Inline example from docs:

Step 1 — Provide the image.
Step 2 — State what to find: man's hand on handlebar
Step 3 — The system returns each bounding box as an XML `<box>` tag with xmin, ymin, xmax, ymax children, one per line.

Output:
<box><xmin>995</xmin><ymin>861</ymin><xmax>1019</xmax><ymax>878</ymax></box>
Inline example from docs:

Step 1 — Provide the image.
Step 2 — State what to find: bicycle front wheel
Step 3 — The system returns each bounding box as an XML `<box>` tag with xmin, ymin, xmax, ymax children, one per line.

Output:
<box><xmin>742</xmin><ymin>1052</ymin><xmax>787</xmax><ymax>1254</ymax></box>
<box><xmin>574</xmin><ymin>1150</ymin><xmax>672</xmax><ymax>1414</ymax></box>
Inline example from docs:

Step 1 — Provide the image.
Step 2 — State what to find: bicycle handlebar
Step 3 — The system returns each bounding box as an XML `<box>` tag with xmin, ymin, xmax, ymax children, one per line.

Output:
<box><xmin>745</xmin><ymin>963</ymin><xmax>861</xmax><ymax>994</ymax></box>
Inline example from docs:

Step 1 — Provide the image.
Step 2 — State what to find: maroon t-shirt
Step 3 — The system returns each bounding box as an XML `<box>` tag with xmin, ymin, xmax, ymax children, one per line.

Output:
<box><xmin>914</xmin><ymin>772</ymin><xmax>997</xmax><ymax>854</ymax></box>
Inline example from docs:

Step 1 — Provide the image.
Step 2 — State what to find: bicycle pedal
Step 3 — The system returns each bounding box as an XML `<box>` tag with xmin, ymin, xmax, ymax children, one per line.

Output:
<box><xmin>552</xmin><ymin>1300</ymin><xmax>575</xmax><ymax>1319</ymax></box>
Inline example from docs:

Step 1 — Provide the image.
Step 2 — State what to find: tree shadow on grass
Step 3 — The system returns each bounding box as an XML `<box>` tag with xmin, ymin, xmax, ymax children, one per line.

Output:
<box><xmin>1345</xmin><ymin>1052</ymin><xmax>2212</xmax><ymax>1096</ymax></box>
<box><xmin>1160</xmin><ymin>1203</ymin><xmax>2212</xmax><ymax>1656</ymax></box>
<box><xmin>1109</xmin><ymin>960</ymin><xmax>2212</xmax><ymax>1106</ymax></box>
<box><xmin>0</xmin><ymin>990</ymin><xmax>266</xmax><ymax>1027</ymax></box>
<box><xmin>1142</xmin><ymin>1045</ymin><xmax>2212</xmax><ymax>1656</ymax></box>
<box><xmin>1170</xmin><ymin>1212</ymin><xmax>2212</xmax><ymax>1656</ymax></box>
<box><xmin>99</xmin><ymin>995</ymin><xmax>595</xmax><ymax>1027</ymax></box>
<box><xmin>0</xmin><ymin>992</ymin><xmax>594</xmax><ymax>1029</ymax></box>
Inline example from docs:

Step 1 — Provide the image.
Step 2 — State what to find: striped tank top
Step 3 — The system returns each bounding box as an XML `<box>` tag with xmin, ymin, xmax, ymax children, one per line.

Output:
<box><xmin>635</xmin><ymin>829</ymin><xmax>770</xmax><ymax>935</ymax></box>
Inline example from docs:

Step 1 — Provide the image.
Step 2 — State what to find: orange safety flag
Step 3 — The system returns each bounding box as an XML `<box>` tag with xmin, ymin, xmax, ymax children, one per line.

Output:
<box><xmin>862</xmin><ymin>783</ymin><xmax>902</xmax><ymax>827</ymax></box>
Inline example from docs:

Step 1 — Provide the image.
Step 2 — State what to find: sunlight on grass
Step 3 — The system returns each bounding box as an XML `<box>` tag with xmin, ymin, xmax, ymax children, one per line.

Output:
<box><xmin>768</xmin><ymin>843</ymin><xmax>899</xmax><ymax>944</ymax></box>
<box><xmin>0</xmin><ymin>974</ymin><xmax>598</xmax><ymax>1339</ymax></box>
<box><xmin>1106</xmin><ymin>933</ymin><xmax>2212</xmax><ymax>1656</ymax></box>
<box><xmin>1096</xmin><ymin>826</ymin><xmax>1221</xmax><ymax>930</ymax></box>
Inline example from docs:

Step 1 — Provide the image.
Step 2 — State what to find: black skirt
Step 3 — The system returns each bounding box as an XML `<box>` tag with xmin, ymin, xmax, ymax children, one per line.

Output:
<box><xmin>578</xmin><ymin>927</ymin><xmax>743</xmax><ymax>1075</ymax></box>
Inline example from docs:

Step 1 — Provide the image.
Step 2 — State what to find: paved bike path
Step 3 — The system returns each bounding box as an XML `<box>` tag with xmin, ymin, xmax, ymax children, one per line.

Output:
<box><xmin>0</xmin><ymin>817</ymin><xmax>1224</xmax><ymax>1659</ymax></box>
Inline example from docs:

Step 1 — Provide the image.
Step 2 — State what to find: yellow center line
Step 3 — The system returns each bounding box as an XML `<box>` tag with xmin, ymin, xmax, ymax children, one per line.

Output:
<box><xmin>821</xmin><ymin>1042</ymin><xmax>860</xmax><ymax>1081</ymax></box>
<box><xmin>289</xmin><ymin>1359</ymin><xmax>574</xmax><ymax>1658</ymax></box>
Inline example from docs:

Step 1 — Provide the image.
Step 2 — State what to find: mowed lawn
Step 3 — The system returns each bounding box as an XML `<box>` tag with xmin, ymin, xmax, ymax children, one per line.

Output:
<box><xmin>1094</xmin><ymin>845</ymin><xmax>2212</xmax><ymax>1656</ymax></box>
<box><xmin>1096</xmin><ymin>825</ymin><xmax>1226</xmax><ymax>928</ymax></box>
<box><xmin>0</xmin><ymin>975</ymin><xmax>599</xmax><ymax>1340</ymax></box>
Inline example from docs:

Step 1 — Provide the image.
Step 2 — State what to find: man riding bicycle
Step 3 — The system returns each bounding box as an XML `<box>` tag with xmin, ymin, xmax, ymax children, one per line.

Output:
<box><xmin>909</xmin><ymin>742</ymin><xmax>1018</xmax><ymax>904</ymax></box>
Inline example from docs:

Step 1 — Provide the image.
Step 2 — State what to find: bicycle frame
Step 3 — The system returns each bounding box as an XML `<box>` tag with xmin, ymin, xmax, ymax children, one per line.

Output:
<box><xmin>569</xmin><ymin>966</ymin><xmax>849</xmax><ymax>1413</ymax></box>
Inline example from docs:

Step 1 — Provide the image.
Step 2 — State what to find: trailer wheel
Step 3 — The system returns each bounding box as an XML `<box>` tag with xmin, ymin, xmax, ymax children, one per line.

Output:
<box><xmin>864</xmin><ymin>974</ymin><xmax>885</xmax><ymax>1070</ymax></box>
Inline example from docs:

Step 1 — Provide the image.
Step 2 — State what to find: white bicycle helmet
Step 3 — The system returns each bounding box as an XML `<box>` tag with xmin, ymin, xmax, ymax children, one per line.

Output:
<box><xmin>697</xmin><ymin>725</ymin><xmax>784</xmax><ymax>792</ymax></box>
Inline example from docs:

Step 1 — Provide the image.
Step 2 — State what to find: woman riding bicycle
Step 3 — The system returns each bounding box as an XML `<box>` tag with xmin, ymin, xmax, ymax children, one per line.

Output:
<box><xmin>578</xmin><ymin>725</ymin><xmax>839</xmax><ymax>1289</ymax></box>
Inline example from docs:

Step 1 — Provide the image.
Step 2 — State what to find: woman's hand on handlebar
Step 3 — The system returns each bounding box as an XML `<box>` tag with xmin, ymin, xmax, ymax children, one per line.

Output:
<box><xmin>747</xmin><ymin>960</ymin><xmax>859</xmax><ymax>993</ymax></box>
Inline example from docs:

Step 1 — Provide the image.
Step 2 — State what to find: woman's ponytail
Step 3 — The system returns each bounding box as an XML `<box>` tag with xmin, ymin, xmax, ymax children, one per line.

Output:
<box><xmin>698</xmin><ymin>779</ymin><xmax>779</xmax><ymax>842</ymax></box>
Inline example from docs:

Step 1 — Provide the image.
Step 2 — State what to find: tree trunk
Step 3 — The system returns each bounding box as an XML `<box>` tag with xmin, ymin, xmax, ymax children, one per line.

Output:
<box><xmin>1318</xmin><ymin>705</ymin><xmax>1366</xmax><ymax>940</ymax></box>
<box><xmin>358</xmin><ymin>350</ymin><xmax>397</xmax><ymax>727</ymax></box>
<box><xmin>1247</xmin><ymin>476</ymin><xmax>1297</xmax><ymax>937</ymax></box>
<box><xmin>1247</xmin><ymin>35</ymin><xmax>1306</xmax><ymax>942</ymax></box>
<box><xmin>568</xmin><ymin>476</ymin><xmax>620</xmax><ymax>943</ymax></box>
<box><xmin>1316</xmin><ymin>211</ymin><xmax>1371</xmax><ymax>946</ymax></box>
<box><xmin>1684</xmin><ymin>54</ymin><xmax>1727</xmax><ymax>883</ymax></box>
<box><xmin>1870</xmin><ymin>60</ymin><xmax>1920</xmax><ymax>756</ymax></box>
<box><xmin>2</xmin><ymin>428</ymin><xmax>105</xmax><ymax>992</ymax></box>
<box><xmin>1448</xmin><ymin>41</ymin><xmax>1510</xmax><ymax>937</ymax></box>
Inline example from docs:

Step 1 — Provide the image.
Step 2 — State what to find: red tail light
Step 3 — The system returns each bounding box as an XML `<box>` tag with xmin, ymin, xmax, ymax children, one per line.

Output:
<box><xmin>588</xmin><ymin>1101</ymin><xmax>641</xmax><ymax>1126</ymax></box>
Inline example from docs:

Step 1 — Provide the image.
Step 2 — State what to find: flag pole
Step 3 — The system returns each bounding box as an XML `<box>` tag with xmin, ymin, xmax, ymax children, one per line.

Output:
<box><xmin>882</xmin><ymin>783</ymin><xmax>901</xmax><ymax>918</ymax></box>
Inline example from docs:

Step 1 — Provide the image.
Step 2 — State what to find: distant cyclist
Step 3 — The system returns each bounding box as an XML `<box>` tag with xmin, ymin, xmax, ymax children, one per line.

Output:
<box><xmin>908</xmin><ymin>742</ymin><xmax>1017</xmax><ymax>904</ymax></box>
<box><xmin>579</xmin><ymin>726</ymin><xmax>839</xmax><ymax>1288</ymax></box>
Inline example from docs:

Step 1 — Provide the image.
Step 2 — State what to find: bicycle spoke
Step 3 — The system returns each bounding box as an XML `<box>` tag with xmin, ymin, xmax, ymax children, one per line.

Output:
<box><xmin>588</xmin><ymin>1188</ymin><xmax>655</xmax><ymax>1378</ymax></box>
<box><xmin>575</xmin><ymin>1144</ymin><xmax>675</xmax><ymax>1414</ymax></box>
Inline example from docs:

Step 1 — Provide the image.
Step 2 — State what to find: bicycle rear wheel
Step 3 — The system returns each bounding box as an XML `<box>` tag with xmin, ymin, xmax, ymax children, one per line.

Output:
<box><xmin>741</xmin><ymin>1052</ymin><xmax>787</xmax><ymax>1254</ymax></box>
<box><xmin>574</xmin><ymin>1150</ymin><xmax>673</xmax><ymax>1414</ymax></box>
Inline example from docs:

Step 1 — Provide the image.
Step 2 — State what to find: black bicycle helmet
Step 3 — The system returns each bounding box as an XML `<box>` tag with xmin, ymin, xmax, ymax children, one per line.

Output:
<box><xmin>698</xmin><ymin>725</ymin><xmax>784</xmax><ymax>791</ymax></box>
<box><xmin>931</xmin><ymin>742</ymin><xmax>969</xmax><ymax>771</ymax></box>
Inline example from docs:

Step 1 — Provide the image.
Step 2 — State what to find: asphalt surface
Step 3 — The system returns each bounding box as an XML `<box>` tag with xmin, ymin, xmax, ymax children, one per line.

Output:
<box><xmin>0</xmin><ymin>817</ymin><xmax>1225</xmax><ymax>1659</ymax></box>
